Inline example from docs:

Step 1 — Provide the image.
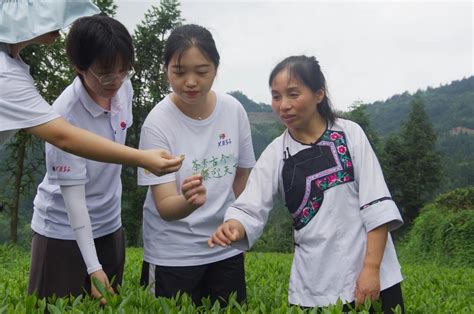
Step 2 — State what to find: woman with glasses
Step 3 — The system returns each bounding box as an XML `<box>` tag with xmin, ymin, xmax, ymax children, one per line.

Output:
<box><xmin>0</xmin><ymin>0</ymin><xmax>183</xmax><ymax>178</ymax></box>
<box><xmin>29</xmin><ymin>15</ymin><xmax>136</xmax><ymax>302</ymax></box>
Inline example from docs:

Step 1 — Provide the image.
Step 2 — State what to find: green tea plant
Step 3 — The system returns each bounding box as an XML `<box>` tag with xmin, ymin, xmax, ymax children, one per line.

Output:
<box><xmin>0</xmin><ymin>245</ymin><xmax>472</xmax><ymax>313</ymax></box>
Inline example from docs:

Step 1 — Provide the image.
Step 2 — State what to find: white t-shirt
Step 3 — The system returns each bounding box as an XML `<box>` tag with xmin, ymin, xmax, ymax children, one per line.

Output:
<box><xmin>0</xmin><ymin>43</ymin><xmax>60</xmax><ymax>144</ymax></box>
<box><xmin>31</xmin><ymin>77</ymin><xmax>133</xmax><ymax>240</ymax></box>
<box><xmin>226</xmin><ymin>118</ymin><xmax>404</xmax><ymax>307</ymax></box>
<box><xmin>138</xmin><ymin>92</ymin><xmax>256</xmax><ymax>266</ymax></box>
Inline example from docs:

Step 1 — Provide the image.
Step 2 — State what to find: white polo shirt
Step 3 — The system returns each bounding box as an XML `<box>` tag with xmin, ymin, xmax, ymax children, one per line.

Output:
<box><xmin>31</xmin><ymin>77</ymin><xmax>133</xmax><ymax>240</ymax></box>
<box><xmin>0</xmin><ymin>43</ymin><xmax>60</xmax><ymax>144</ymax></box>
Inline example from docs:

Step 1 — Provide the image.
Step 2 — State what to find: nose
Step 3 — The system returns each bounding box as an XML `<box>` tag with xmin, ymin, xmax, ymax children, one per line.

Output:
<box><xmin>185</xmin><ymin>74</ymin><xmax>198</xmax><ymax>88</ymax></box>
<box><xmin>280</xmin><ymin>96</ymin><xmax>292</xmax><ymax>111</ymax></box>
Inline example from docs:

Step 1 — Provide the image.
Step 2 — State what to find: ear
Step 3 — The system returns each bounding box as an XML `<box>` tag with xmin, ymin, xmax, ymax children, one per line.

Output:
<box><xmin>315</xmin><ymin>89</ymin><xmax>325</xmax><ymax>104</ymax></box>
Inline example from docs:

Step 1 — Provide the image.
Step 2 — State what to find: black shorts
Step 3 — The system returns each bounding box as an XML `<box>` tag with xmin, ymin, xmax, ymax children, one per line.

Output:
<box><xmin>293</xmin><ymin>282</ymin><xmax>405</xmax><ymax>314</ymax></box>
<box><xmin>140</xmin><ymin>253</ymin><xmax>246</xmax><ymax>306</ymax></box>
<box><xmin>28</xmin><ymin>227</ymin><xmax>125</xmax><ymax>299</ymax></box>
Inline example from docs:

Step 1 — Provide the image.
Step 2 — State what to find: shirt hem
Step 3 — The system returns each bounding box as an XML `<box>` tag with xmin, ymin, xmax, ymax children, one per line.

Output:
<box><xmin>143</xmin><ymin>247</ymin><xmax>243</xmax><ymax>267</ymax></box>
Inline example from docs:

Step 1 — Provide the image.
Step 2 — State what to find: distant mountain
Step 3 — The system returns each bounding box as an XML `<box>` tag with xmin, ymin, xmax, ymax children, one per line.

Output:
<box><xmin>364</xmin><ymin>76</ymin><xmax>474</xmax><ymax>137</ymax></box>
<box><xmin>229</xmin><ymin>90</ymin><xmax>273</xmax><ymax>113</ymax></box>
<box><xmin>362</xmin><ymin>76</ymin><xmax>474</xmax><ymax>191</ymax></box>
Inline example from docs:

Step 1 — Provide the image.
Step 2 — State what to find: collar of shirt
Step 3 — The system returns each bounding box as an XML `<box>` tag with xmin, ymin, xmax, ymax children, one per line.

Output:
<box><xmin>73</xmin><ymin>76</ymin><xmax>123</xmax><ymax>118</ymax></box>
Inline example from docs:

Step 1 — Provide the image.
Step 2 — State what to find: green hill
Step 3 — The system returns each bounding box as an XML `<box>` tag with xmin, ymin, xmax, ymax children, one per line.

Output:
<box><xmin>365</xmin><ymin>76</ymin><xmax>474</xmax><ymax>136</ymax></box>
<box><xmin>363</xmin><ymin>76</ymin><xmax>474</xmax><ymax>192</ymax></box>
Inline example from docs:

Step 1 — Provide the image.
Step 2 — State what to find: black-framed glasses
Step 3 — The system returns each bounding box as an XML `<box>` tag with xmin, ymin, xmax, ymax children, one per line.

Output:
<box><xmin>88</xmin><ymin>67</ymin><xmax>135</xmax><ymax>86</ymax></box>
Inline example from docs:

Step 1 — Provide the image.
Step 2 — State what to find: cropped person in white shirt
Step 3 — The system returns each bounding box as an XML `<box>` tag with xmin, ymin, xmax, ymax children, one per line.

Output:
<box><xmin>29</xmin><ymin>15</ymin><xmax>136</xmax><ymax>302</ymax></box>
<box><xmin>209</xmin><ymin>55</ymin><xmax>405</xmax><ymax>313</ymax></box>
<box><xmin>0</xmin><ymin>0</ymin><xmax>183</xmax><ymax>177</ymax></box>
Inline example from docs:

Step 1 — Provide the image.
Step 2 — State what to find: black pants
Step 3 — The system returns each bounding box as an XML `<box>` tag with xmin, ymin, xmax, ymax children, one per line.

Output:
<box><xmin>140</xmin><ymin>253</ymin><xmax>246</xmax><ymax>306</ymax></box>
<box><xmin>28</xmin><ymin>228</ymin><xmax>125</xmax><ymax>299</ymax></box>
<box><xmin>294</xmin><ymin>282</ymin><xmax>405</xmax><ymax>314</ymax></box>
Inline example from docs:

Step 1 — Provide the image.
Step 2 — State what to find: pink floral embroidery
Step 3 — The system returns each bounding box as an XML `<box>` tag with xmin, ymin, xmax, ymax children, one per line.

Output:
<box><xmin>330</xmin><ymin>132</ymin><xmax>341</xmax><ymax>140</ymax></box>
<box><xmin>346</xmin><ymin>161</ymin><xmax>352</xmax><ymax>168</ymax></box>
<box><xmin>315</xmin><ymin>179</ymin><xmax>323</xmax><ymax>189</ymax></box>
<box><xmin>337</xmin><ymin>145</ymin><xmax>346</xmax><ymax>154</ymax></box>
<box><xmin>328</xmin><ymin>173</ymin><xmax>337</xmax><ymax>184</ymax></box>
<box><xmin>302</xmin><ymin>207</ymin><xmax>309</xmax><ymax>217</ymax></box>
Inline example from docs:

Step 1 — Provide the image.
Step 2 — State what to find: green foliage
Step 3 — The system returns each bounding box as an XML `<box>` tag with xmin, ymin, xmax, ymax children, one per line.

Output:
<box><xmin>252</xmin><ymin>200</ymin><xmax>294</xmax><ymax>253</ymax></box>
<box><xmin>399</xmin><ymin>187</ymin><xmax>474</xmax><ymax>267</ymax></box>
<box><xmin>250</xmin><ymin>121</ymin><xmax>283</xmax><ymax>158</ymax></box>
<box><xmin>364</xmin><ymin>77</ymin><xmax>474</xmax><ymax>194</ymax></box>
<box><xmin>434</xmin><ymin>186</ymin><xmax>474</xmax><ymax>211</ymax></box>
<box><xmin>365</xmin><ymin>76</ymin><xmax>474</xmax><ymax>135</ymax></box>
<box><xmin>341</xmin><ymin>101</ymin><xmax>380</xmax><ymax>153</ymax></box>
<box><xmin>436</xmin><ymin>132</ymin><xmax>474</xmax><ymax>191</ymax></box>
<box><xmin>93</xmin><ymin>0</ymin><xmax>117</xmax><ymax>16</ymax></box>
<box><xmin>1</xmin><ymin>246</ymin><xmax>473</xmax><ymax>313</ymax></box>
<box><xmin>229</xmin><ymin>91</ymin><xmax>272</xmax><ymax>113</ymax></box>
<box><xmin>381</xmin><ymin>96</ymin><xmax>442</xmax><ymax>225</ymax></box>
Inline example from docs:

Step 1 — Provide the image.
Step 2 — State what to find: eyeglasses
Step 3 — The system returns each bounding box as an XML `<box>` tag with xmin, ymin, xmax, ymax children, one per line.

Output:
<box><xmin>88</xmin><ymin>67</ymin><xmax>135</xmax><ymax>86</ymax></box>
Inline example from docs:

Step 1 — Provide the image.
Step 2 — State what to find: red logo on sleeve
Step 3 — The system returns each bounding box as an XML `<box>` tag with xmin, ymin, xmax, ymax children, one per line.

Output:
<box><xmin>52</xmin><ymin>165</ymin><xmax>71</xmax><ymax>173</ymax></box>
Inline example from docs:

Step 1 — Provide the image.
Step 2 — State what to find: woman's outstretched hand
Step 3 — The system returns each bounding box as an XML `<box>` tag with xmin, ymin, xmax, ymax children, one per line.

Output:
<box><xmin>208</xmin><ymin>219</ymin><xmax>246</xmax><ymax>248</ymax></box>
<box><xmin>141</xmin><ymin>149</ymin><xmax>184</xmax><ymax>177</ymax></box>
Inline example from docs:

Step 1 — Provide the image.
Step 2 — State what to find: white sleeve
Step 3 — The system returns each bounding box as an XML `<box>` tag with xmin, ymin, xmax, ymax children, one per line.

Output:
<box><xmin>137</xmin><ymin>124</ymin><xmax>175</xmax><ymax>186</ymax></box>
<box><xmin>224</xmin><ymin>141</ymin><xmax>281</xmax><ymax>250</ymax></box>
<box><xmin>61</xmin><ymin>185</ymin><xmax>102</xmax><ymax>274</ymax></box>
<box><xmin>350</xmin><ymin>123</ymin><xmax>403</xmax><ymax>232</ymax></box>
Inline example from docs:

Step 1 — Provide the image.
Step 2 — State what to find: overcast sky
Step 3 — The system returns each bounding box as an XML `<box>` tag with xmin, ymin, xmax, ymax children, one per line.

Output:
<box><xmin>115</xmin><ymin>0</ymin><xmax>473</xmax><ymax>112</ymax></box>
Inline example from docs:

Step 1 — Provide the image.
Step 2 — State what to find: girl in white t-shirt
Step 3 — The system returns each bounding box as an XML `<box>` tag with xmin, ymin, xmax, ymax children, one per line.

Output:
<box><xmin>0</xmin><ymin>0</ymin><xmax>182</xmax><ymax>177</ymax></box>
<box><xmin>137</xmin><ymin>24</ymin><xmax>256</xmax><ymax>305</ymax></box>
<box><xmin>29</xmin><ymin>15</ymin><xmax>136</xmax><ymax>302</ymax></box>
<box><xmin>209</xmin><ymin>55</ymin><xmax>405</xmax><ymax>313</ymax></box>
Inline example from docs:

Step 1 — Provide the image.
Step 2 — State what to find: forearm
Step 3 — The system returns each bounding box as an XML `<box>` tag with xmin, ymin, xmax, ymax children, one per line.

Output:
<box><xmin>233</xmin><ymin>167</ymin><xmax>251</xmax><ymax>198</ymax></box>
<box><xmin>363</xmin><ymin>224</ymin><xmax>388</xmax><ymax>270</ymax></box>
<box><xmin>28</xmin><ymin>118</ymin><xmax>142</xmax><ymax>166</ymax></box>
<box><xmin>156</xmin><ymin>194</ymin><xmax>196</xmax><ymax>221</ymax></box>
<box><xmin>61</xmin><ymin>185</ymin><xmax>102</xmax><ymax>274</ymax></box>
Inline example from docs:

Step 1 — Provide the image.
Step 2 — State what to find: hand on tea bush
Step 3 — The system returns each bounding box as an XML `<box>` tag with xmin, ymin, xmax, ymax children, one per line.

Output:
<box><xmin>91</xmin><ymin>270</ymin><xmax>114</xmax><ymax>304</ymax></box>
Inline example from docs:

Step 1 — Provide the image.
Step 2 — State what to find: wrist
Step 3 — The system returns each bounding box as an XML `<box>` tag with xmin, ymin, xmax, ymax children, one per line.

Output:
<box><xmin>363</xmin><ymin>261</ymin><xmax>381</xmax><ymax>271</ymax></box>
<box><xmin>88</xmin><ymin>265</ymin><xmax>103</xmax><ymax>275</ymax></box>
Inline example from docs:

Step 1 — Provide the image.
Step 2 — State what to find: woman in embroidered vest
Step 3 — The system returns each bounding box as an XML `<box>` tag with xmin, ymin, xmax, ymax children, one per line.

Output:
<box><xmin>209</xmin><ymin>55</ymin><xmax>405</xmax><ymax>313</ymax></box>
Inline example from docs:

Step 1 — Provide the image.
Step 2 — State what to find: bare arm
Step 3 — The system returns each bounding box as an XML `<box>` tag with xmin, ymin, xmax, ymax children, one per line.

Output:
<box><xmin>151</xmin><ymin>174</ymin><xmax>206</xmax><ymax>221</ymax></box>
<box><xmin>26</xmin><ymin>118</ymin><xmax>183</xmax><ymax>176</ymax></box>
<box><xmin>355</xmin><ymin>224</ymin><xmax>388</xmax><ymax>304</ymax></box>
<box><xmin>233</xmin><ymin>167</ymin><xmax>251</xmax><ymax>198</ymax></box>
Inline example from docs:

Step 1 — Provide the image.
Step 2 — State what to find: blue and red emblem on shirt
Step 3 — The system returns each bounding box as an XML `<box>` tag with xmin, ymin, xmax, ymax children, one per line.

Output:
<box><xmin>120</xmin><ymin>121</ymin><xmax>127</xmax><ymax>130</ymax></box>
<box><xmin>217</xmin><ymin>132</ymin><xmax>232</xmax><ymax>147</ymax></box>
